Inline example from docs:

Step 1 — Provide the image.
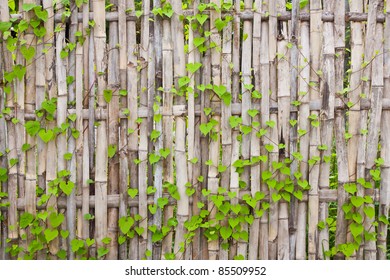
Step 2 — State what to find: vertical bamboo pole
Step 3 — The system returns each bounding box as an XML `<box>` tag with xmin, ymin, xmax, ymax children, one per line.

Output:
<box><xmin>228</xmin><ymin>0</ymin><xmax>241</xmax><ymax>260</ymax></box>
<box><xmin>93</xmin><ymin>0</ymin><xmax>108</xmax><ymax>253</ymax></box>
<box><xmin>188</xmin><ymin>0</ymin><xmax>202</xmax><ymax>260</ymax></box>
<box><xmin>171</xmin><ymin>0</ymin><xmax>188</xmax><ymax>259</ymax></box>
<box><xmin>152</xmin><ymin>0</ymin><xmax>163</xmax><ymax>260</ymax></box>
<box><xmin>295</xmin><ymin>1</ymin><xmax>310</xmax><ymax>260</ymax></box>
<box><xmin>0</xmin><ymin>0</ymin><xmax>17</xmax><ymax>244</ymax></box>
<box><xmin>24</xmin><ymin>0</ymin><xmax>37</xmax><ymax>255</ymax></box>
<box><xmin>138</xmin><ymin>0</ymin><xmax>150</xmax><ymax>259</ymax></box>
<box><xmin>66</xmin><ymin>2</ymin><xmax>78</xmax><ymax>259</ymax></box>
<box><xmin>347</xmin><ymin>0</ymin><xmax>364</xmax><ymax>259</ymax></box>
<box><xmin>267</xmin><ymin>0</ymin><xmax>280</xmax><ymax>260</ymax></box>
<box><xmin>248</xmin><ymin>0</ymin><xmax>261</xmax><ymax>261</ymax></box>
<box><xmin>364</xmin><ymin>0</ymin><xmax>383</xmax><ymax>260</ymax></box>
<box><xmin>0</xmin><ymin>19</ymin><xmax>4</xmax><ymax>261</ymax></box>
<box><xmin>127</xmin><ymin>0</ymin><xmax>139</xmax><ymax>260</ymax></box>
<box><xmin>107</xmin><ymin>3</ymin><xmax>120</xmax><ymax>259</ymax></box>
<box><xmin>161</xmin><ymin>17</ymin><xmax>174</xmax><ymax>259</ymax></box>
<box><xmin>146</xmin><ymin>20</ymin><xmax>156</xmax><ymax>257</ymax></box>
<box><xmin>333</xmin><ymin>0</ymin><xmax>348</xmax><ymax>260</ymax></box>
<box><xmin>360</xmin><ymin>0</ymin><xmax>381</xmax><ymax>260</ymax></box>
<box><xmin>308</xmin><ymin>0</ymin><xmax>322</xmax><ymax>260</ymax></box>
<box><xmin>317</xmin><ymin>0</ymin><xmax>335</xmax><ymax>260</ymax></box>
<box><xmin>378</xmin><ymin>0</ymin><xmax>390</xmax><ymax>261</ymax></box>
<box><xmin>259</xmin><ymin>0</ymin><xmax>270</xmax><ymax>260</ymax></box>
<box><xmin>81</xmin><ymin>0</ymin><xmax>91</xmax><ymax>249</ymax></box>
<box><xmin>118</xmin><ymin>0</ymin><xmax>129</xmax><ymax>260</ymax></box>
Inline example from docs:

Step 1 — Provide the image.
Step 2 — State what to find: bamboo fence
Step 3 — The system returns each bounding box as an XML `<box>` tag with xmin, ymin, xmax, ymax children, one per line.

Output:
<box><xmin>0</xmin><ymin>0</ymin><xmax>389</xmax><ymax>260</ymax></box>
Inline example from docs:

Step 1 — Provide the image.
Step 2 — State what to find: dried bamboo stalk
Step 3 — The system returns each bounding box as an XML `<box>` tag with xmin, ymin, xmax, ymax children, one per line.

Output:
<box><xmin>208</xmin><ymin>0</ymin><xmax>224</xmax><ymax>260</ymax></box>
<box><xmin>127</xmin><ymin>0</ymin><xmax>139</xmax><ymax>260</ymax></box>
<box><xmin>364</xmin><ymin>0</ymin><xmax>383</xmax><ymax>260</ymax></box>
<box><xmin>347</xmin><ymin>0</ymin><xmax>364</xmax><ymax>259</ymax></box>
<box><xmin>295</xmin><ymin>1</ymin><xmax>310</xmax><ymax>260</ymax></box>
<box><xmin>117</xmin><ymin>0</ymin><xmax>129</xmax><ymax>260</ymax></box>
<box><xmin>267</xmin><ymin>0</ymin><xmax>280</xmax><ymax>260</ymax></box>
<box><xmin>152</xmin><ymin>0</ymin><xmax>163</xmax><ymax>260</ymax></box>
<box><xmin>107</xmin><ymin>5</ymin><xmax>120</xmax><ymax>259</ymax></box>
<box><xmin>171</xmin><ymin>0</ymin><xmax>189</xmax><ymax>260</ymax></box>
<box><xmin>161</xmin><ymin>17</ymin><xmax>174</xmax><ymax>260</ymax></box>
<box><xmin>80</xmin><ymin>0</ymin><xmax>91</xmax><ymax>249</ymax></box>
<box><xmin>378</xmin><ymin>0</ymin><xmax>390</xmax><ymax>261</ymax></box>
<box><xmin>93</xmin><ymin>0</ymin><xmax>108</xmax><ymax>253</ymax></box>
<box><xmin>137</xmin><ymin>0</ymin><xmax>150</xmax><ymax>259</ymax></box>
<box><xmin>228</xmin><ymin>0</ymin><xmax>241</xmax><ymax>259</ymax></box>
<box><xmin>0</xmin><ymin>0</ymin><xmax>17</xmax><ymax>243</ymax></box>
<box><xmin>248</xmin><ymin>0</ymin><xmax>261</xmax><ymax>261</ymax></box>
<box><xmin>360</xmin><ymin>0</ymin><xmax>381</xmax><ymax>260</ymax></box>
<box><xmin>308</xmin><ymin>0</ymin><xmax>322</xmax><ymax>260</ymax></box>
<box><xmin>65</xmin><ymin>2</ymin><xmax>79</xmax><ymax>259</ymax></box>
<box><xmin>259</xmin><ymin>2</ymin><xmax>270</xmax><ymax>259</ymax></box>
<box><xmin>333</xmin><ymin>0</ymin><xmax>348</xmax><ymax>260</ymax></box>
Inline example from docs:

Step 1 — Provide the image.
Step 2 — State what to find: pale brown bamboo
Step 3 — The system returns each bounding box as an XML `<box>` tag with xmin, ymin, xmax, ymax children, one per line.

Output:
<box><xmin>378</xmin><ymin>0</ymin><xmax>390</xmax><ymax>260</ymax></box>
<box><xmin>161</xmin><ymin>17</ymin><xmax>174</xmax><ymax>259</ymax></box>
<box><xmin>347</xmin><ymin>0</ymin><xmax>364</xmax><ymax>259</ymax></box>
<box><xmin>137</xmin><ymin>0</ymin><xmax>150</xmax><ymax>259</ymax></box>
<box><xmin>93</xmin><ymin>0</ymin><xmax>108</xmax><ymax>254</ymax></box>
<box><xmin>248</xmin><ymin>0</ymin><xmax>261</xmax><ymax>261</ymax></box>
<box><xmin>127</xmin><ymin>0</ymin><xmax>139</xmax><ymax>260</ymax></box>
<box><xmin>364</xmin><ymin>0</ymin><xmax>383</xmax><ymax>260</ymax></box>
<box><xmin>259</xmin><ymin>0</ymin><xmax>270</xmax><ymax>259</ymax></box>
<box><xmin>80</xmin><ymin>0</ymin><xmax>91</xmax><ymax>249</ymax></box>
<box><xmin>295</xmin><ymin>1</ymin><xmax>310</xmax><ymax>260</ymax></box>
<box><xmin>308</xmin><ymin>0</ymin><xmax>322</xmax><ymax>260</ymax></box>
<box><xmin>65</xmin><ymin>2</ymin><xmax>79</xmax><ymax>259</ymax></box>
<box><xmin>170</xmin><ymin>0</ymin><xmax>189</xmax><ymax>260</ymax></box>
<box><xmin>333</xmin><ymin>0</ymin><xmax>348</xmax><ymax>260</ymax></box>
<box><xmin>268</xmin><ymin>0</ymin><xmax>280</xmax><ymax>260</ymax></box>
<box><xmin>107</xmin><ymin>4</ymin><xmax>120</xmax><ymax>259</ymax></box>
<box><xmin>360</xmin><ymin>0</ymin><xmax>381</xmax><ymax>260</ymax></box>
<box><xmin>0</xmin><ymin>0</ymin><xmax>17</xmax><ymax>243</ymax></box>
<box><xmin>117</xmin><ymin>0</ymin><xmax>129</xmax><ymax>260</ymax></box>
<box><xmin>152</xmin><ymin>0</ymin><xmax>163</xmax><ymax>260</ymax></box>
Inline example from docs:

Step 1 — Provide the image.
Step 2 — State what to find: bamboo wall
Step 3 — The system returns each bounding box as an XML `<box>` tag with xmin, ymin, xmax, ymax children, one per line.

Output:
<box><xmin>0</xmin><ymin>0</ymin><xmax>389</xmax><ymax>260</ymax></box>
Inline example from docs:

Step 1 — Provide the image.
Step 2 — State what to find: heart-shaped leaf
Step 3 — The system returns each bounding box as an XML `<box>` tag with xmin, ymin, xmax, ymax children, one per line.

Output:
<box><xmin>159</xmin><ymin>148</ymin><xmax>170</xmax><ymax>158</ymax></box>
<box><xmin>351</xmin><ymin>196</ymin><xmax>364</xmax><ymax>208</ymax></box>
<box><xmin>60</xmin><ymin>181</ymin><xmax>75</xmax><ymax>196</ymax></box>
<box><xmin>196</xmin><ymin>14</ymin><xmax>208</xmax><ymax>25</ymax></box>
<box><xmin>148</xmin><ymin>204</ymin><xmax>157</xmax><ymax>214</ymax></box>
<box><xmin>220</xmin><ymin>226</ymin><xmax>232</xmax><ymax>240</ymax></box>
<box><xmin>44</xmin><ymin>229</ymin><xmax>59</xmax><ymax>243</ymax></box>
<box><xmin>38</xmin><ymin>129</ymin><xmax>54</xmax><ymax>143</ymax></box>
<box><xmin>350</xmin><ymin>222</ymin><xmax>363</xmax><ymax>238</ymax></box>
<box><xmin>119</xmin><ymin>216</ymin><xmax>134</xmax><ymax>234</ymax></box>
<box><xmin>21</xmin><ymin>45</ymin><xmax>36</xmax><ymax>61</ymax></box>
<box><xmin>127</xmin><ymin>188</ymin><xmax>138</xmax><ymax>198</ymax></box>
<box><xmin>186</xmin><ymin>62</ymin><xmax>202</xmax><ymax>74</ymax></box>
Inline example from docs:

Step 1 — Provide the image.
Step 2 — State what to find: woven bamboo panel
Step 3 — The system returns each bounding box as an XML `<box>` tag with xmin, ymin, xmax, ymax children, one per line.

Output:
<box><xmin>0</xmin><ymin>0</ymin><xmax>389</xmax><ymax>260</ymax></box>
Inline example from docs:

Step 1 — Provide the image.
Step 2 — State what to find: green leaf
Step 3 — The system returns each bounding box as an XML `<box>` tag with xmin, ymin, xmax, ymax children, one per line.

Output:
<box><xmin>119</xmin><ymin>216</ymin><xmax>134</xmax><ymax>234</ymax></box>
<box><xmin>186</xmin><ymin>62</ymin><xmax>202</xmax><ymax>73</ymax></box>
<box><xmin>150</xmin><ymin>130</ymin><xmax>161</xmax><ymax>142</ymax></box>
<box><xmin>38</xmin><ymin>129</ymin><xmax>54</xmax><ymax>143</ymax></box>
<box><xmin>22</xmin><ymin>143</ymin><xmax>31</xmax><ymax>152</ymax></box>
<box><xmin>178</xmin><ymin>76</ymin><xmax>190</xmax><ymax>88</ymax></box>
<box><xmin>49</xmin><ymin>212</ymin><xmax>64</xmax><ymax>228</ymax></box>
<box><xmin>344</xmin><ymin>183</ymin><xmax>357</xmax><ymax>195</ymax></box>
<box><xmin>351</xmin><ymin>196</ymin><xmax>364</xmax><ymax>208</ymax></box>
<box><xmin>68</xmin><ymin>113</ymin><xmax>77</xmax><ymax>122</ymax></box>
<box><xmin>70</xmin><ymin>239</ymin><xmax>85</xmax><ymax>252</ymax></box>
<box><xmin>63</xmin><ymin>152</ymin><xmax>73</xmax><ymax>161</ymax></box>
<box><xmin>108</xmin><ymin>144</ymin><xmax>117</xmax><ymax>158</ymax></box>
<box><xmin>60</xmin><ymin>181</ymin><xmax>74</xmax><ymax>196</ymax></box>
<box><xmin>127</xmin><ymin>188</ymin><xmax>138</xmax><ymax>198</ymax></box>
<box><xmin>193</xmin><ymin>37</ymin><xmax>206</xmax><ymax>48</ymax></box>
<box><xmin>149</xmin><ymin>153</ymin><xmax>161</xmax><ymax>164</ymax></box>
<box><xmin>22</xmin><ymin>3</ymin><xmax>38</xmax><ymax>11</ymax></box>
<box><xmin>44</xmin><ymin>229</ymin><xmax>59</xmax><ymax>243</ymax></box>
<box><xmin>196</xmin><ymin>14</ymin><xmax>208</xmax><ymax>25</ymax></box>
<box><xmin>350</xmin><ymin>222</ymin><xmax>364</xmax><ymax>238</ymax></box>
<box><xmin>103</xmin><ymin>89</ymin><xmax>113</xmax><ymax>103</ymax></box>
<box><xmin>229</xmin><ymin>116</ymin><xmax>242</xmax><ymax>128</ymax></box>
<box><xmin>220</xmin><ymin>226</ymin><xmax>232</xmax><ymax>240</ymax></box>
<box><xmin>363</xmin><ymin>206</ymin><xmax>375</xmax><ymax>219</ymax></box>
<box><xmin>148</xmin><ymin>204</ymin><xmax>157</xmax><ymax>214</ymax></box>
<box><xmin>97</xmin><ymin>247</ymin><xmax>109</xmax><ymax>258</ymax></box>
<box><xmin>60</xmin><ymin>230</ymin><xmax>69</xmax><ymax>239</ymax></box>
<box><xmin>265</xmin><ymin>144</ymin><xmax>274</xmax><ymax>152</ymax></box>
<box><xmin>272</xmin><ymin>193</ymin><xmax>282</xmax><ymax>202</ymax></box>
<box><xmin>159</xmin><ymin>148</ymin><xmax>170</xmax><ymax>158</ymax></box>
<box><xmin>214</xmin><ymin>18</ymin><xmax>226</xmax><ymax>31</ymax></box>
<box><xmin>25</xmin><ymin>121</ymin><xmax>41</xmax><ymax>136</ymax></box>
<box><xmin>20</xmin><ymin>212</ymin><xmax>34</xmax><ymax>229</ymax></box>
<box><xmin>13</xmin><ymin>64</ymin><xmax>26</xmax><ymax>81</ymax></box>
<box><xmin>247</xmin><ymin>109</ymin><xmax>258</xmax><ymax>118</ymax></box>
<box><xmin>21</xmin><ymin>45</ymin><xmax>36</xmax><ymax>61</ymax></box>
<box><xmin>0</xmin><ymin>21</ymin><xmax>12</xmax><ymax>32</ymax></box>
<box><xmin>157</xmin><ymin>197</ymin><xmax>169</xmax><ymax>209</ymax></box>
